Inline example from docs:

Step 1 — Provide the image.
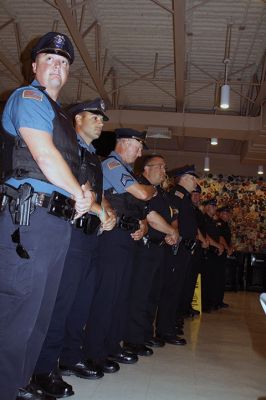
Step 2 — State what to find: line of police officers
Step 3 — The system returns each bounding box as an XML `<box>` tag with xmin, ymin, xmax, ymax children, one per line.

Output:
<box><xmin>0</xmin><ymin>32</ymin><xmax>232</xmax><ymax>400</ymax></box>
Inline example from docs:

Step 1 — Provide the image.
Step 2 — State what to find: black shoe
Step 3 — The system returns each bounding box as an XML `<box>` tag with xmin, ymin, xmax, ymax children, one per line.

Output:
<box><xmin>190</xmin><ymin>307</ymin><xmax>200</xmax><ymax>315</ymax></box>
<box><xmin>174</xmin><ymin>326</ymin><xmax>184</xmax><ymax>335</ymax></box>
<box><xmin>108</xmin><ymin>350</ymin><xmax>138</xmax><ymax>364</ymax></box>
<box><xmin>16</xmin><ymin>384</ymin><xmax>54</xmax><ymax>400</ymax></box>
<box><xmin>220</xmin><ymin>302</ymin><xmax>229</xmax><ymax>308</ymax></box>
<box><xmin>94</xmin><ymin>358</ymin><xmax>120</xmax><ymax>374</ymax></box>
<box><xmin>59</xmin><ymin>361</ymin><xmax>104</xmax><ymax>380</ymax></box>
<box><xmin>32</xmin><ymin>370</ymin><xmax>74</xmax><ymax>398</ymax></box>
<box><xmin>123</xmin><ymin>342</ymin><xmax>153</xmax><ymax>356</ymax></box>
<box><xmin>144</xmin><ymin>337</ymin><xmax>165</xmax><ymax>348</ymax></box>
<box><xmin>158</xmin><ymin>333</ymin><xmax>187</xmax><ymax>346</ymax></box>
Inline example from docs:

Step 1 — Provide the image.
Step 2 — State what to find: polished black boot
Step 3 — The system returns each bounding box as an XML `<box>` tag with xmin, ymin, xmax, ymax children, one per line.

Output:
<box><xmin>144</xmin><ymin>336</ymin><xmax>165</xmax><ymax>348</ymax></box>
<box><xmin>123</xmin><ymin>342</ymin><xmax>153</xmax><ymax>356</ymax></box>
<box><xmin>32</xmin><ymin>370</ymin><xmax>74</xmax><ymax>398</ymax></box>
<box><xmin>93</xmin><ymin>358</ymin><xmax>120</xmax><ymax>374</ymax></box>
<box><xmin>108</xmin><ymin>350</ymin><xmax>138</xmax><ymax>364</ymax></box>
<box><xmin>16</xmin><ymin>384</ymin><xmax>55</xmax><ymax>400</ymax></box>
<box><xmin>59</xmin><ymin>360</ymin><xmax>104</xmax><ymax>379</ymax></box>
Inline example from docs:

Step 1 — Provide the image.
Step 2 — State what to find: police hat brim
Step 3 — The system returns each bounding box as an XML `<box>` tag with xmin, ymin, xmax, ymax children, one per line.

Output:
<box><xmin>84</xmin><ymin>109</ymin><xmax>109</xmax><ymax>121</ymax></box>
<box><xmin>33</xmin><ymin>48</ymin><xmax>73</xmax><ymax>64</ymax></box>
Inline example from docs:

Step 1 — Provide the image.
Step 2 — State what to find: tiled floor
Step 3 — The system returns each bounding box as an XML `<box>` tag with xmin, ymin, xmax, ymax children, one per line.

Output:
<box><xmin>65</xmin><ymin>292</ymin><xmax>266</xmax><ymax>400</ymax></box>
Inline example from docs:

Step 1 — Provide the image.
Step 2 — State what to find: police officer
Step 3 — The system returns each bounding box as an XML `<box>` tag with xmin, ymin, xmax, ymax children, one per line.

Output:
<box><xmin>83</xmin><ymin>128</ymin><xmax>156</xmax><ymax>367</ymax></box>
<box><xmin>182</xmin><ymin>184</ymin><xmax>209</xmax><ymax>317</ymax></box>
<box><xmin>30</xmin><ymin>99</ymin><xmax>116</xmax><ymax>398</ymax></box>
<box><xmin>156</xmin><ymin>165</ymin><xmax>198</xmax><ymax>345</ymax></box>
<box><xmin>201</xmin><ymin>199</ymin><xmax>224</xmax><ymax>312</ymax></box>
<box><xmin>123</xmin><ymin>155</ymin><xmax>179</xmax><ymax>355</ymax></box>
<box><xmin>216</xmin><ymin>206</ymin><xmax>233</xmax><ymax>307</ymax></box>
<box><xmin>0</xmin><ymin>32</ymin><xmax>94</xmax><ymax>400</ymax></box>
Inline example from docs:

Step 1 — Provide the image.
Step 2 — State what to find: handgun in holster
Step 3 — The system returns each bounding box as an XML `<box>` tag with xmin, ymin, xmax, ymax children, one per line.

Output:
<box><xmin>9</xmin><ymin>183</ymin><xmax>34</xmax><ymax>226</ymax></box>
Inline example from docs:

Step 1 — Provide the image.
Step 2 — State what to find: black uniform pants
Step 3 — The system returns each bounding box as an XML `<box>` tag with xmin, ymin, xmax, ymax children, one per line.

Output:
<box><xmin>180</xmin><ymin>246</ymin><xmax>204</xmax><ymax>313</ymax></box>
<box><xmin>34</xmin><ymin>228</ymin><xmax>98</xmax><ymax>373</ymax></box>
<box><xmin>0</xmin><ymin>207</ymin><xmax>71</xmax><ymax>400</ymax></box>
<box><xmin>83</xmin><ymin>227</ymin><xmax>136</xmax><ymax>360</ymax></box>
<box><xmin>156</xmin><ymin>243</ymin><xmax>191</xmax><ymax>335</ymax></box>
<box><xmin>202</xmin><ymin>251</ymin><xmax>224</xmax><ymax>309</ymax></box>
<box><xmin>124</xmin><ymin>242</ymin><xmax>165</xmax><ymax>344</ymax></box>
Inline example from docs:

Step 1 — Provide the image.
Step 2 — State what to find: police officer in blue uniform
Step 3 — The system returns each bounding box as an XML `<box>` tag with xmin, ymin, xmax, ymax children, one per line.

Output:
<box><xmin>156</xmin><ymin>165</ymin><xmax>198</xmax><ymax>345</ymax></box>
<box><xmin>30</xmin><ymin>99</ymin><xmax>117</xmax><ymax>398</ymax></box>
<box><xmin>124</xmin><ymin>155</ymin><xmax>179</xmax><ymax>355</ymax></box>
<box><xmin>83</xmin><ymin>128</ymin><xmax>156</xmax><ymax>367</ymax></box>
<box><xmin>0</xmin><ymin>32</ymin><xmax>94</xmax><ymax>400</ymax></box>
<box><xmin>202</xmin><ymin>199</ymin><xmax>224</xmax><ymax>312</ymax></box>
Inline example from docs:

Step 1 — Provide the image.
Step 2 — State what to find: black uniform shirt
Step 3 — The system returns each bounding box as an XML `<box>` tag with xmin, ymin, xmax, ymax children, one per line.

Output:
<box><xmin>216</xmin><ymin>219</ymin><xmax>231</xmax><ymax>246</ymax></box>
<box><xmin>168</xmin><ymin>184</ymin><xmax>198</xmax><ymax>240</ymax></box>
<box><xmin>204</xmin><ymin>213</ymin><xmax>220</xmax><ymax>242</ymax></box>
<box><xmin>193</xmin><ymin>205</ymin><xmax>207</xmax><ymax>237</ymax></box>
<box><xmin>139</xmin><ymin>175</ymin><xmax>173</xmax><ymax>241</ymax></box>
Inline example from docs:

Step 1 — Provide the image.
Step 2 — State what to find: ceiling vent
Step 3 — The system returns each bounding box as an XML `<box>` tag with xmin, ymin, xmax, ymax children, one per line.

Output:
<box><xmin>146</xmin><ymin>126</ymin><xmax>172</xmax><ymax>139</ymax></box>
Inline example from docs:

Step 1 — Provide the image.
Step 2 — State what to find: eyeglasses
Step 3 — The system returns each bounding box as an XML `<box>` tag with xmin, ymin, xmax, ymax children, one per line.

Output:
<box><xmin>146</xmin><ymin>164</ymin><xmax>166</xmax><ymax>169</ymax></box>
<box><xmin>11</xmin><ymin>228</ymin><xmax>30</xmax><ymax>259</ymax></box>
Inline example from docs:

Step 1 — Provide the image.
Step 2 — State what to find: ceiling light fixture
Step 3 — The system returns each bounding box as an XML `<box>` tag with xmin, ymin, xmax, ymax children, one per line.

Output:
<box><xmin>211</xmin><ymin>138</ymin><xmax>218</xmax><ymax>145</ymax></box>
<box><xmin>204</xmin><ymin>156</ymin><xmax>210</xmax><ymax>172</ymax></box>
<box><xmin>257</xmin><ymin>165</ymin><xmax>264</xmax><ymax>175</ymax></box>
<box><xmin>220</xmin><ymin>24</ymin><xmax>232</xmax><ymax>110</ymax></box>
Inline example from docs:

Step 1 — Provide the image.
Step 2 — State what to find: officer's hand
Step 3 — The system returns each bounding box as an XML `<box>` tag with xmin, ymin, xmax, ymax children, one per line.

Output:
<box><xmin>167</xmin><ymin>228</ymin><xmax>179</xmax><ymax>244</ymax></box>
<box><xmin>165</xmin><ymin>234</ymin><xmax>177</xmax><ymax>246</ymax></box>
<box><xmin>218</xmin><ymin>244</ymin><xmax>224</xmax><ymax>256</ymax></box>
<box><xmin>201</xmin><ymin>238</ymin><xmax>209</xmax><ymax>249</ymax></box>
<box><xmin>73</xmin><ymin>186</ymin><xmax>95</xmax><ymax>218</ymax></box>
<box><xmin>101</xmin><ymin>209</ymin><xmax>117</xmax><ymax>231</ymax></box>
<box><xmin>131</xmin><ymin>220</ymin><xmax>147</xmax><ymax>241</ymax></box>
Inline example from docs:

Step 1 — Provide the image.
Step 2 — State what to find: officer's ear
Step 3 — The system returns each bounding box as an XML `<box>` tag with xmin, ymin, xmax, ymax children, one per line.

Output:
<box><xmin>74</xmin><ymin>114</ymin><xmax>82</xmax><ymax>128</ymax></box>
<box><xmin>32</xmin><ymin>62</ymin><xmax>37</xmax><ymax>74</ymax></box>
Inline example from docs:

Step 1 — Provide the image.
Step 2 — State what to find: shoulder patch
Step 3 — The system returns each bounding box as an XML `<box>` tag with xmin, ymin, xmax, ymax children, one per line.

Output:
<box><xmin>121</xmin><ymin>173</ymin><xmax>134</xmax><ymax>187</ymax></box>
<box><xmin>107</xmin><ymin>160</ymin><xmax>121</xmax><ymax>170</ymax></box>
<box><xmin>174</xmin><ymin>190</ymin><xmax>184</xmax><ymax>199</ymax></box>
<box><xmin>22</xmin><ymin>90</ymin><xmax>43</xmax><ymax>101</ymax></box>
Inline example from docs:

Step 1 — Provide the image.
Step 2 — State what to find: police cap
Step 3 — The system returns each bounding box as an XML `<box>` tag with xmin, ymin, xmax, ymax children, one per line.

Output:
<box><xmin>202</xmin><ymin>198</ymin><xmax>217</xmax><ymax>206</ymax></box>
<box><xmin>169</xmin><ymin>164</ymin><xmax>199</xmax><ymax>178</ymax></box>
<box><xmin>217</xmin><ymin>206</ymin><xmax>231</xmax><ymax>213</ymax></box>
<box><xmin>115</xmin><ymin>128</ymin><xmax>148</xmax><ymax>149</ymax></box>
<box><xmin>31</xmin><ymin>32</ymin><xmax>74</xmax><ymax>64</ymax></box>
<box><xmin>192</xmin><ymin>184</ymin><xmax>202</xmax><ymax>194</ymax></box>
<box><xmin>67</xmin><ymin>98</ymin><xmax>109</xmax><ymax>121</ymax></box>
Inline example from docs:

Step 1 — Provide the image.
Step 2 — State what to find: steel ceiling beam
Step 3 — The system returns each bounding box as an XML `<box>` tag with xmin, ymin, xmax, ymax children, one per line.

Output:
<box><xmin>55</xmin><ymin>0</ymin><xmax>111</xmax><ymax>105</ymax></box>
<box><xmin>172</xmin><ymin>0</ymin><xmax>185</xmax><ymax>112</ymax></box>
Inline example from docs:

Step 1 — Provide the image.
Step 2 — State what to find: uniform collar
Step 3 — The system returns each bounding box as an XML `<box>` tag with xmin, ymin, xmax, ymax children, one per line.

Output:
<box><xmin>77</xmin><ymin>134</ymin><xmax>96</xmax><ymax>153</ymax></box>
<box><xmin>30</xmin><ymin>79</ymin><xmax>61</xmax><ymax>105</ymax></box>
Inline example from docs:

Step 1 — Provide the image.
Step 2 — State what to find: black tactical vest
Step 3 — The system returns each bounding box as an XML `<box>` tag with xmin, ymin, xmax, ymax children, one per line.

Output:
<box><xmin>104</xmin><ymin>157</ymin><xmax>149</xmax><ymax>220</ymax></box>
<box><xmin>1</xmin><ymin>86</ymin><xmax>79</xmax><ymax>183</ymax></box>
<box><xmin>79</xmin><ymin>147</ymin><xmax>103</xmax><ymax>203</ymax></box>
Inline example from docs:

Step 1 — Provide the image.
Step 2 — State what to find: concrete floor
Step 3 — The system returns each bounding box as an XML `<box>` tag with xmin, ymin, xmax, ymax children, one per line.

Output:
<box><xmin>64</xmin><ymin>292</ymin><xmax>266</xmax><ymax>400</ymax></box>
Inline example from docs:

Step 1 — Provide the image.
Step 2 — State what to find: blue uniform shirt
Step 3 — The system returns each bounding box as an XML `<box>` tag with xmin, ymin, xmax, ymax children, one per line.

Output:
<box><xmin>2</xmin><ymin>79</ymin><xmax>69</xmax><ymax>196</ymax></box>
<box><xmin>102</xmin><ymin>151</ymin><xmax>137</xmax><ymax>194</ymax></box>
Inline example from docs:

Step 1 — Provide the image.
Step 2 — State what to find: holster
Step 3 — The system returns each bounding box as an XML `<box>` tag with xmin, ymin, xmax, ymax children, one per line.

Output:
<box><xmin>117</xmin><ymin>215</ymin><xmax>140</xmax><ymax>232</ymax></box>
<box><xmin>74</xmin><ymin>214</ymin><xmax>100</xmax><ymax>234</ymax></box>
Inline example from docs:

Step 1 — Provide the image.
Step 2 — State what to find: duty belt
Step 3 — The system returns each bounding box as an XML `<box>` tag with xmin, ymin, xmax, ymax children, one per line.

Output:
<box><xmin>142</xmin><ymin>236</ymin><xmax>165</xmax><ymax>247</ymax></box>
<box><xmin>74</xmin><ymin>214</ymin><xmax>100</xmax><ymax>235</ymax></box>
<box><xmin>1</xmin><ymin>183</ymin><xmax>75</xmax><ymax>225</ymax></box>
